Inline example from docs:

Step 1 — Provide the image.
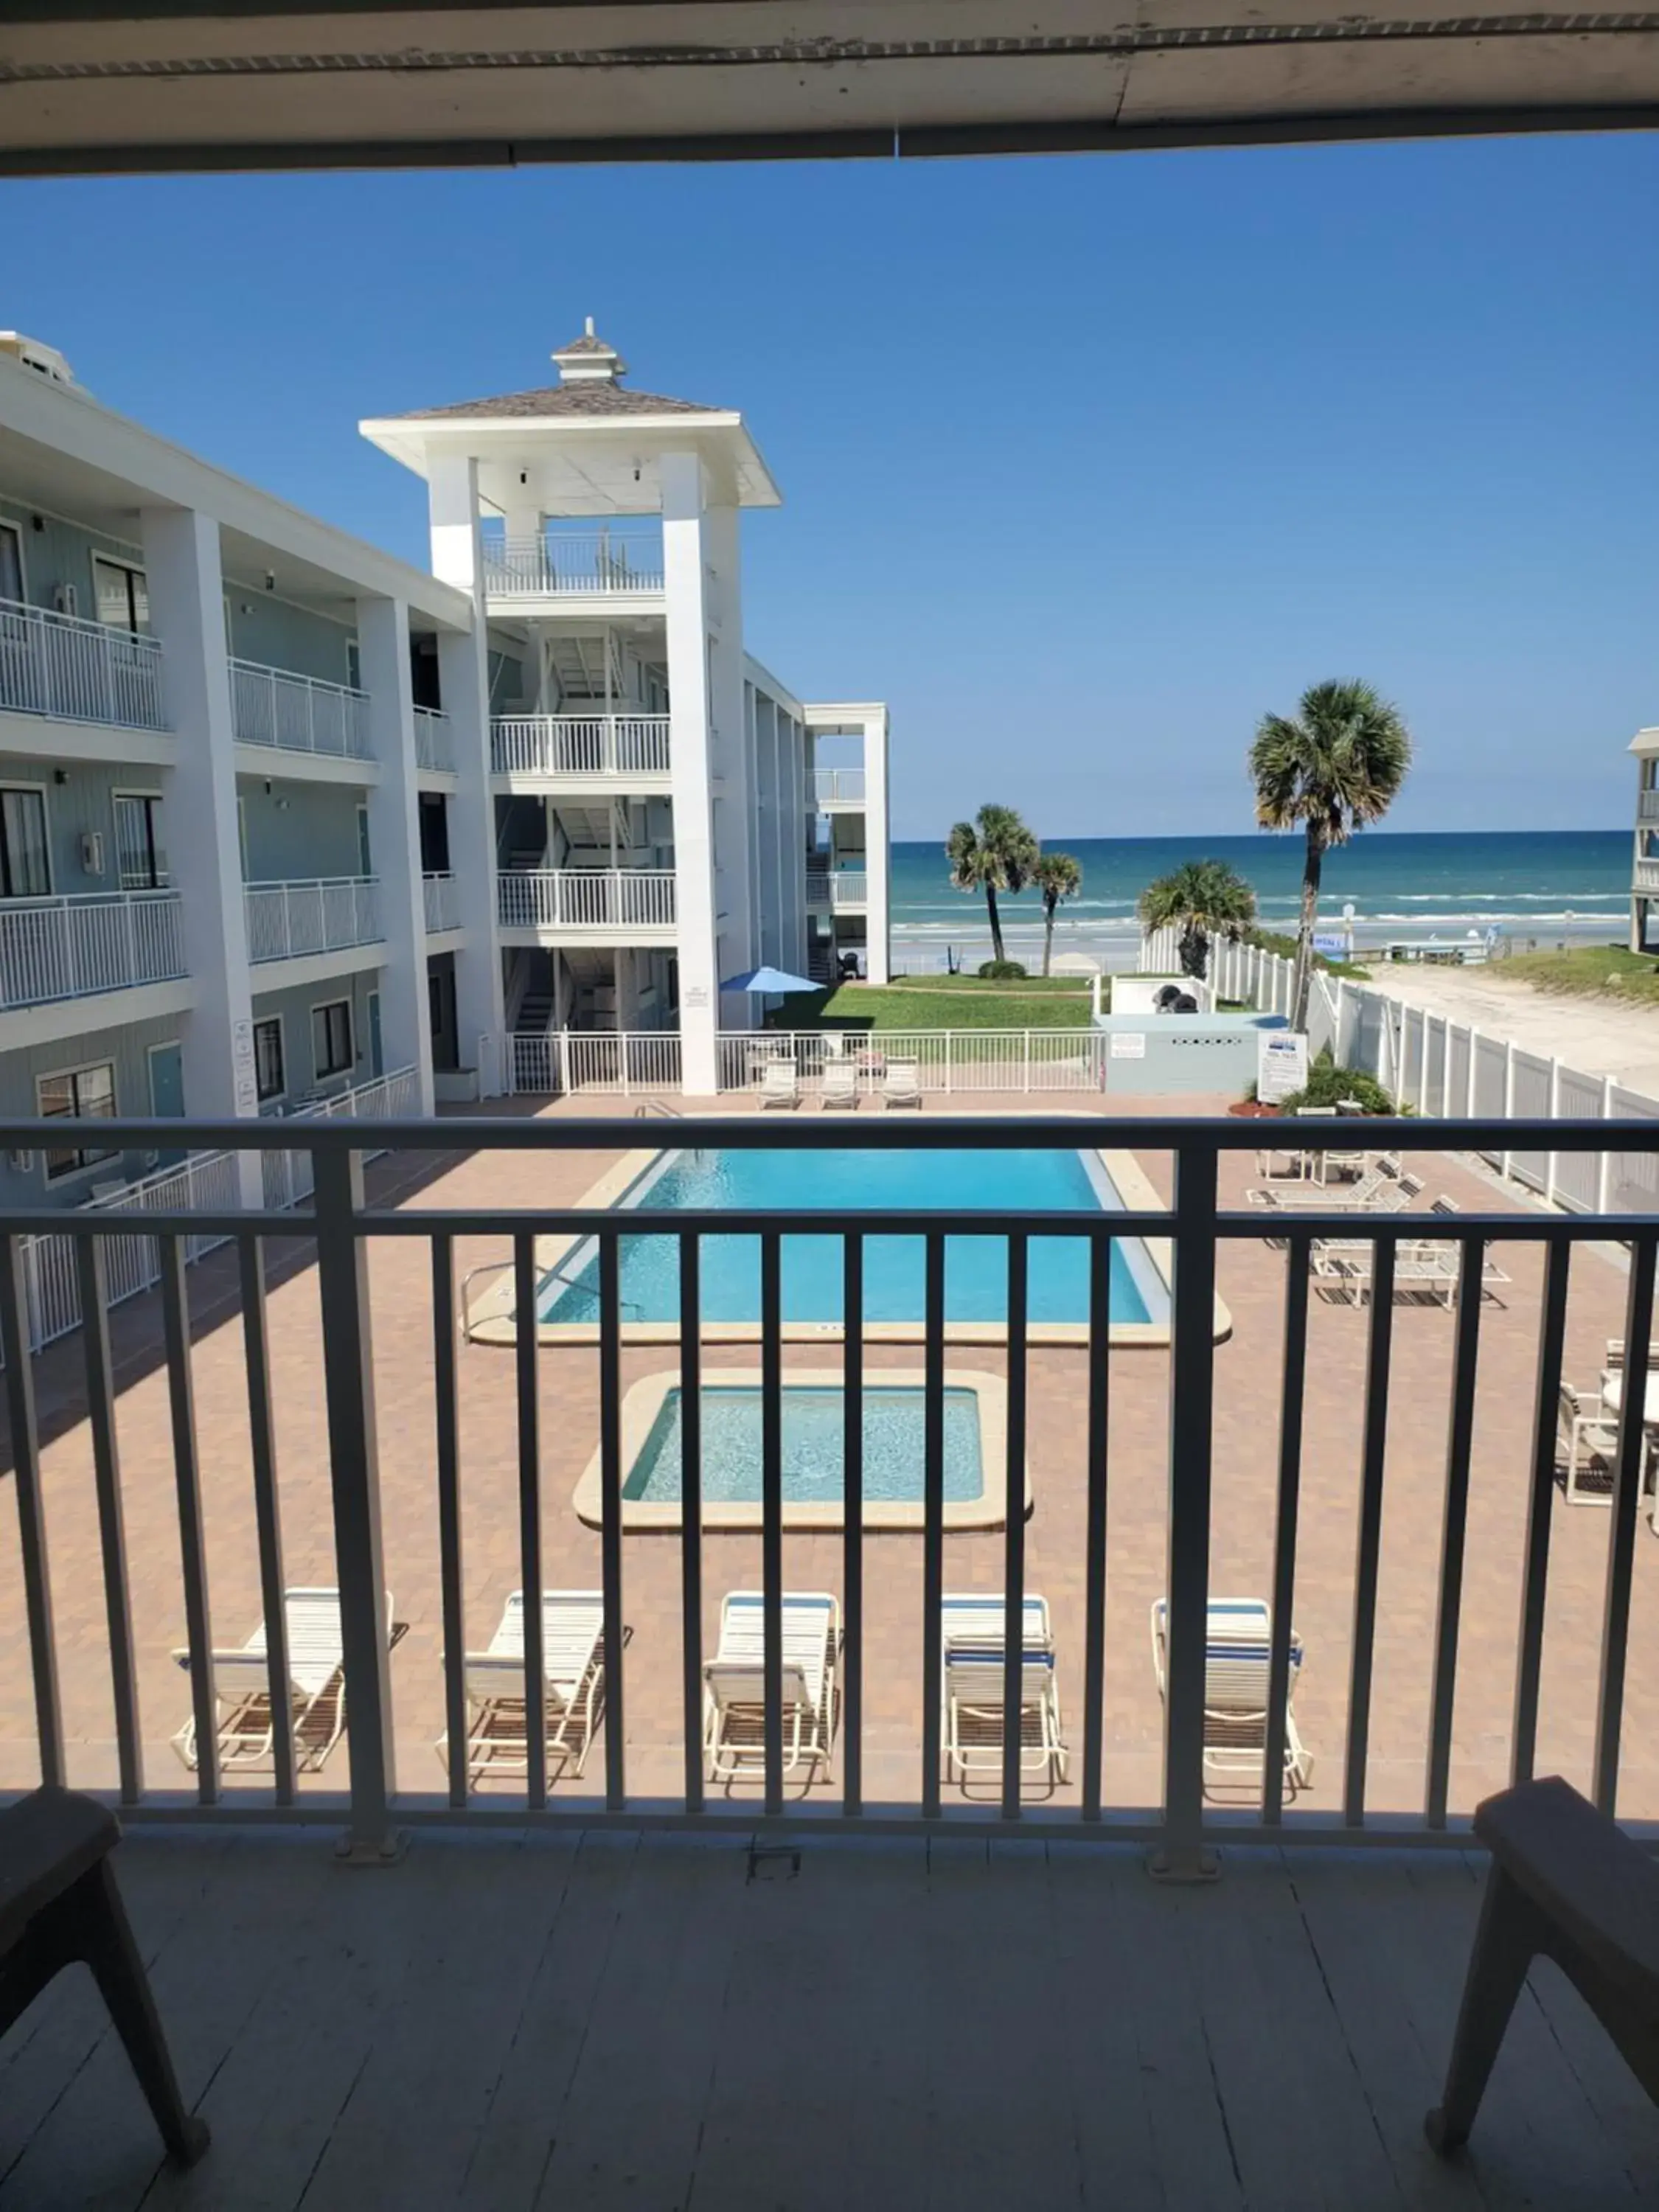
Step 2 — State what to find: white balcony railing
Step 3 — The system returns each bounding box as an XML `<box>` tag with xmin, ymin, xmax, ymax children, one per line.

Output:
<box><xmin>0</xmin><ymin>890</ymin><xmax>186</xmax><ymax>1008</ymax></box>
<box><xmin>230</xmin><ymin>658</ymin><xmax>371</xmax><ymax>760</ymax></box>
<box><xmin>496</xmin><ymin>869</ymin><xmax>677</xmax><ymax>932</ymax></box>
<box><xmin>815</xmin><ymin>768</ymin><xmax>867</xmax><ymax>804</ymax></box>
<box><xmin>1636</xmin><ymin>858</ymin><xmax>1659</xmax><ymax>894</ymax></box>
<box><xmin>414</xmin><ymin>704</ymin><xmax>453</xmax><ymax>772</ymax></box>
<box><xmin>0</xmin><ymin>596</ymin><xmax>167</xmax><ymax>731</ymax></box>
<box><xmin>490</xmin><ymin>714</ymin><xmax>672</xmax><ymax>779</ymax></box>
<box><xmin>830</xmin><ymin>870</ymin><xmax>869</xmax><ymax>908</ymax></box>
<box><xmin>481</xmin><ymin>534</ymin><xmax>665</xmax><ymax>597</ymax></box>
<box><xmin>423</xmin><ymin>871</ymin><xmax>459</xmax><ymax>933</ymax></box>
<box><xmin>1638</xmin><ymin>790</ymin><xmax>1659</xmax><ymax>822</ymax></box>
<box><xmin>243</xmin><ymin>876</ymin><xmax>382</xmax><ymax>963</ymax></box>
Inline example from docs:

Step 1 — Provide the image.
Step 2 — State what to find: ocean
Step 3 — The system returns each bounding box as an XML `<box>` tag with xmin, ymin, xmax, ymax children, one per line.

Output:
<box><xmin>888</xmin><ymin>829</ymin><xmax>1632</xmax><ymax>970</ymax></box>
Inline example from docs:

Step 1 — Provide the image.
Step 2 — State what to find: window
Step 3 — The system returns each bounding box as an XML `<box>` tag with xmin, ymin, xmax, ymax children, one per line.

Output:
<box><xmin>91</xmin><ymin>556</ymin><xmax>150</xmax><ymax>636</ymax></box>
<box><xmin>38</xmin><ymin>1061</ymin><xmax>117</xmax><ymax>1180</ymax></box>
<box><xmin>312</xmin><ymin>998</ymin><xmax>354</xmax><ymax>1079</ymax></box>
<box><xmin>355</xmin><ymin>804</ymin><xmax>372</xmax><ymax>877</ymax></box>
<box><xmin>113</xmin><ymin>792</ymin><xmax>167</xmax><ymax>889</ymax></box>
<box><xmin>0</xmin><ymin>786</ymin><xmax>49</xmax><ymax>898</ymax></box>
<box><xmin>346</xmin><ymin>638</ymin><xmax>361</xmax><ymax>690</ymax></box>
<box><xmin>0</xmin><ymin>519</ymin><xmax>22</xmax><ymax>605</ymax></box>
<box><xmin>253</xmin><ymin>1017</ymin><xmax>285</xmax><ymax>1102</ymax></box>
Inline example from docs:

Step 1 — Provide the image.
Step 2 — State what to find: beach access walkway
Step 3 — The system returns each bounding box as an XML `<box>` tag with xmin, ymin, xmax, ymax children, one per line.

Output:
<box><xmin>1363</xmin><ymin>961</ymin><xmax>1659</xmax><ymax>1104</ymax></box>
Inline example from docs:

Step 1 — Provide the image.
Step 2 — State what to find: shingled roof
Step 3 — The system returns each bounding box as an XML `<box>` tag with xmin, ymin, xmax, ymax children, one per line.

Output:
<box><xmin>394</xmin><ymin>383</ymin><xmax>726</xmax><ymax>422</ymax></box>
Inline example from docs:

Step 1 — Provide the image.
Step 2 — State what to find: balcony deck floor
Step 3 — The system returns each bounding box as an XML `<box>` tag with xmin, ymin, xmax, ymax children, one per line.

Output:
<box><xmin>1</xmin><ymin>1828</ymin><xmax>1656</xmax><ymax>2211</ymax></box>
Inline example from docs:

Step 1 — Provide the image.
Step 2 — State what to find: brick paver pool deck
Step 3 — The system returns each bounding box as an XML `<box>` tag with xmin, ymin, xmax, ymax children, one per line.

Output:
<box><xmin>2</xmin><ymin>1091</ymin><xmax>1654</xmax><ymax>1829</ymax></box>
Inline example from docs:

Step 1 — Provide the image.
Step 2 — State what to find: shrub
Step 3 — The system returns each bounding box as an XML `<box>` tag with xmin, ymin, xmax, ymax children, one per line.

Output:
<box><xmin>1277</xmin><ymin>1049</ymin><xmax>1399</xmax><ymax>1116</ymax></box>
<box><xmin>977</xmin><ymin>959</ymin><xmax>1028</xmax><ymax>980</ymax></box>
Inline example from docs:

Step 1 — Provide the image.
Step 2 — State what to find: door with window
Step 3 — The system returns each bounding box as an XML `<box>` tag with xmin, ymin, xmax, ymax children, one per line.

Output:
<box><xmin>113</xmin><ymin>793</ymin><xmax>167</xmax><ymax>890</ymax></box>
<box><xmin>147</xmin><ymin>1041</ymin><xmax>186</xmax><ymax>1166</ymax></box>
<box><xmin>312</xmin><ymin>998</ymin><xmax>354</xmax><ymax>1085</ymax></box>
<box><xmin>355</xmin><ymin>805</ymin><xmax>372</xmax><ymax>879</ymax></box>
<box><xmin>91</xmin><ymin>557</ymin><xmax>149</xmax><ymax>636</ymax></box>
<box><xmin>0</xmin><ymin>785</ymin><xmax>49</xmax><ymax>899</ymax></box>
<box><xmin>0</xmin><ymin>520</ymin><xmax>21</xmax><ymax>606</ymax></box>
<box><xmin>366</xmin><ymin>989</ymin><xmax>383</xmax><ymax>1078</ymax></box>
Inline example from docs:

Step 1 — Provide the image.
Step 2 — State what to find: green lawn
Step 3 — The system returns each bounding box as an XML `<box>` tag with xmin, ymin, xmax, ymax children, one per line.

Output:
<box><xmin>765</xmin><ymin>979</ymin><xmax>1096</xmax><ymax>1032</ymax></box>
<box><xmin>1483</xmin><ymin>942</ymin><xmax>1659</xmax><ymax>1004</ymax></box>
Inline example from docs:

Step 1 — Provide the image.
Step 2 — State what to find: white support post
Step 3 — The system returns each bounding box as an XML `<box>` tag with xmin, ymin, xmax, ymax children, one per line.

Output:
<box><xmin>863</xmin><ymin>706</ymin><xmax>892</xmax><ymax>987</ymax></box>
<box><xmin>661</xmin><ymin>451</ymin><xmax>720</xmax><ymax>1096</ymax></box>
<box><xmin>1545</xmin><ymin>1057</ymin><xmax>1562</xmax><ymax>1208</ymax></box>
<box><xmin>356</xmin><ymin>595</ymin><xmax>434</xmax><ymax>1116</ymax></box>
<box><xmin>1466</xmin><ymin>1026</ymin><xmax>1480</xmax><ymax>1119</ymax></box>
<box><xmin>1418</xmin><ymin>1010</ymin><xmax>1432</xmax><ymax>1116</ymax></box>
<box><xmin>1501</xmin><ymin>1040</ymin><xmax>1516</xmax><ymax>1184</ymax></box>
<box><xmin>1023</xmin><ymin>1030</ymin><xmax>1032</xmax><ymax>1094</ymax></box>
<box><xmin>1599</xmin><ymin>1074</ymin><xmax>1616</xmax><ymax>1213</ymax></box>
<box><xmin>140</xmin><ymin>505</ymin><xmax>262</xmax><ymax>1206</ymax></box>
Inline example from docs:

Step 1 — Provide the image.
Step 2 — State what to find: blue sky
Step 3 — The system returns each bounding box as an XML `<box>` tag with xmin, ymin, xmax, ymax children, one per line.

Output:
<box><xmin>4</xmin><ymin>135</ymin><xmax>1653</xmax><ymax>841</ymax></box>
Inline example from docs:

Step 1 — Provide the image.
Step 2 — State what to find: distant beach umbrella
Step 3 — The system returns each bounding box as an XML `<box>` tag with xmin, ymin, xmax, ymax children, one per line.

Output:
<box><xmin>720</xmin><ymin>965</ymin><xmax>820</xmax><ymax>995</ymax></box>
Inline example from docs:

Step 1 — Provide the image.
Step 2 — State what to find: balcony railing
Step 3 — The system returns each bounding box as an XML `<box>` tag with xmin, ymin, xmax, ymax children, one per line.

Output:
<box><xmin>1</xmin><ymin>1112</ymin><xmax>1657</xmax><ymax>1879</ymax></box>
<box><xmin>0</xmin><ymin>889</ymin><xmax>185</xmax><ymax>1008</ymax></box>
<box><xmin>422</xmin><ymin>870</ymin><xmax>459</xmax><ymax>933</ymax></box>
<box><xmin>496</xmin><ymin>868</ymin><xmax>677</xmax><ymax>931</ymax></box>
<box><xmin>815</xmin><ymin>768</ymin><xmax>866</xmax><ymax>804</ymax></box>
<box><xmin>243</xmin><ymin>876</ymin><xmax>382</xmax><ymax>963</ymax></box>
<box><xmin>830</xmin><ymin>869</ymin><xmax>869</xmax><ymax>908</ymax></box>
<box><xmin>0</xmin><ymin>595</ymin><xmax>167</xmax><ymax>731</ymax></box>
<box><xmin>1638</xmin><ymin>789</ymin><xmax>1659</xmax><ymax>822</ymax></box>
<box><xmin>490</xmin><ymin>713</ymin><xmax>672</xmax><ymax>779</ymax></box>
<box><xmin>230</xmin><ymin>658</ymin><xmax>371</xmax><ymax>760</ymax></box>
<box><xmin>1636</xmin><ymin>858</ymin><xmax>1659</xmax><ymax>894</ymax></box>
<box><xmin>481</xmin><ymin>534</ymin><xmax>665</xmax><ymax>597</ymax></box>
<box><xmin>414</xmin><ymin>704</ymin><xmax>453</xmax><ymax>772</ymax></box>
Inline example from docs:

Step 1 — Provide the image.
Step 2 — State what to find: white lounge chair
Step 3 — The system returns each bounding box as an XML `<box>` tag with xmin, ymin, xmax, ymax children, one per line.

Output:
<box><xmin>442</xmin><ymin>1590</ymin><xmax>608</xmax><ymax>1782</ymax></box>
<box><xmin>940</xmin><ymin>1593</ymin><xmax>1067</xmax><ymax>1787</ymax></box>
<box><xmin>882</xmin><ymin>1059</ymin><xmax>922</xmax><ymax>1110</ymax></box>
<box><xmin>1245</xmin><ymin>1157</ymin><xmax>1408</xmax><ymax>1211</ymax></box>
<box><xmin>1150</xmin><ymin>1596</ymin><xmax>1313</xmax><ymax>1797</ymax></box>
<box><xmin>821</xmin><ymin>1059</ymin><xmax>860</xmax><ymax>1110</ymax></box>
<box><xmin>758</xmin><ymin>1060</ymin><xmax>799</xmax><ymax>1109</ymax></box>
<box><xmin>703</xmin><ymin>1590</ymin><xmax>839</xmax><ymax>1782</ymax></box>
<box><xmin>1314</xmin><ymin>1202</ymin><xmax>1510</xmax><ymax>1310</ymax></box>
<box><xmin>1559</xmin><ymin>1385</ymin><xmax>1621</xmax><ymax>1506</ymax></box>
<box><xmin>171</xmin><ymin>1585</ymin><xmax>394</xmax><ymax>1774</ymax></box>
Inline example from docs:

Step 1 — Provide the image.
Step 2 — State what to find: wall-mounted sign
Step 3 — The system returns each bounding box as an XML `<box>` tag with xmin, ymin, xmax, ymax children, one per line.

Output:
<box><xmin>1110</xmin><ymin>1032</ymin><xmax>1147</xmax><ymax>1059</ymax></box>
<box><xmin>1257</xmin><ymin>1031</ymin><xmax>1309</xmax><ymax>1104</ymax></box>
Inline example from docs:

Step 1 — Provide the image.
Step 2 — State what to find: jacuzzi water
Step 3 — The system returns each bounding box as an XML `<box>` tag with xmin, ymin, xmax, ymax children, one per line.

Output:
<box><xmin>625</xmin><ymin>1383</ymin><xmax>985</xmax><ymax>1504</ymax></box>
<box><xmin>539</xmin><ymin>1145</ymin><xmax>1164</xmax><ymax>1327</ymax></box>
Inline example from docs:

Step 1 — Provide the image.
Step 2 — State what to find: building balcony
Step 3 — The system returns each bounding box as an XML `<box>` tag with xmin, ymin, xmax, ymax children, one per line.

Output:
<box><xmin>482</xmin><ymin>532</ymin><xmax>665</xmax><ymax>604</ymax></box>
<box><xmin>413</xmin><ymin>704</ymin><xmax>453</xmax><ymax>773</ymax></box>
<box><xmin>0</xmin><ymin>1115</ymin><xmax>1652</xmax><ymax>2208</ymax></box>
<box><xmin>422</xmin><ymin>870</ymin><xmax>459</xmax><ymax>933</ymax></box>
<box><xmin>815</xmin><ymin>766</ymin><xmax>866</xmax><ymax>806</ymax></box>
<box><xmin>0</xmin><ymin>888</ymin><xmax>185</xmax><ymax>1009</ymax></box>
<box><xmin>496</xmin><ymin>867</ymin><xmax>676</xmax><ymax>934</ymax></box>
<box><xmin>0</xmin><ymin>595</ymin><xmax>167</xmax><ymax>732</ymax></box>
<box><xmin>230</xmin><ymin>658</ymin><xmax>371</xmax><ymax>762</ymax></box>
<box><xmin>1635</xmin><ymin>858</ymin><xmax>1659</xmax><ymax>896</ymax></box>
<box><xmin>1638</xmin><ymin>790</ymin><xmax>1659</xmax><ymax>824</ymax></box>
<box><xmin>243</xmin><ymin>876</ymin><xmax>382</xmax><ymax>964</ymax></box>
<box><xmin>490</xmin><ymin>713</ymin><xmax>672</xmax><ymax>784</ymax></box>
<box><xmin>830</xmin><ymin>869</ymin><xmax>868</xmax><ymax>909</ymax></box>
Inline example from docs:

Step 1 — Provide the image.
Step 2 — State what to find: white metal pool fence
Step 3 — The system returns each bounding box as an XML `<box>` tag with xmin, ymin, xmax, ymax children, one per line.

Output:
<box><xmin>487</xmin><ymin>1029</ymin><xmax>1114</xmax><ymax>1100</ymax></box>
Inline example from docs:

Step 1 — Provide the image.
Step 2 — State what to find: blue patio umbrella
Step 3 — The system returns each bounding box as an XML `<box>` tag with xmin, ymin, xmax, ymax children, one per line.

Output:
<box><xmin>720</xmin><ymin>964</ymin><xmax>819</xmax><ymax>995</ymax></box>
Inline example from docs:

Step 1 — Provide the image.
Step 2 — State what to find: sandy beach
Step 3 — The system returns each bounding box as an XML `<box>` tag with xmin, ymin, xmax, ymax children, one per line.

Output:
<box><xmin>1362</xmin><ymin>960</ymin><xmax>1659</xmax><ymax>1101</ymax></box>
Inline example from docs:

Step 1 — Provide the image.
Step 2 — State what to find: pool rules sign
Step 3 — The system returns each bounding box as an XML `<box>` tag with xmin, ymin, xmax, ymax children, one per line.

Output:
<box><xmin>1257</xmin><ymin>1030</ymin><xmax>1308</xmax><ymax>1105</ymax></box>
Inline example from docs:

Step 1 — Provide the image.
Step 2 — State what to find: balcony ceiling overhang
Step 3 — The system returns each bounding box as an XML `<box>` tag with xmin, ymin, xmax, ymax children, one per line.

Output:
<box><xmin>3</xmin><ymin>3</ymin><xmax>1657</xmax><ymax>173</ymax></box>
<box><xmin>358</xmin><ymin>415</ymin><xmax>779</xmax><ymax>515</ymax></box>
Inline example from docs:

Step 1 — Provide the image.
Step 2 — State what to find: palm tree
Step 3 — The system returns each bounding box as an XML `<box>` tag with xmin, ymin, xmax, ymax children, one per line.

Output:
<box><xmin>1137</xmin><ymin>860</ymin><xmax>1256</xmax><ymax>981</ymax></box>
<box><xmin>1249</xmin><ymin>679</ymin><xmax>1413</xmax><ymax>1029</ymax></box>
<box><xmin>1032</xmin><ymin>852</ymin><xmax>1082</xmax><ymax>977</ymax></box>
<box><xmin>945</xmin><ymin>804</ymin><xmax>1040</xmax><ymax>966</ymax></box>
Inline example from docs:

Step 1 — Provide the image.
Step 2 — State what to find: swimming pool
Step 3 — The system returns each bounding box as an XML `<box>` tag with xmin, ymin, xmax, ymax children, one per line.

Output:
<box><xmin>539</xmin><ymin>1144</ymin><xmax>1167</xmax><ymax>1329</ymax></box>
<box><xmin>625</xmin><ymin>1383</ymin><xmax>984</xmax><ymax>1505</ymax></box>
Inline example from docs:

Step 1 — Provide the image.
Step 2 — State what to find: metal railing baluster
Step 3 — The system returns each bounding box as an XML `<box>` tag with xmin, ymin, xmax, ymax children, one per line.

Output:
<box><xmin>1080</xmin><ymin>1232</ymin><xmax>1110</xmax><ymax>1823</ymax></box>
<box><xmin>1343</xmin><ymin>1237</ymin><xmax>1397</xmax><ymax>1827</ymax></box>
<box><xmin>1263</xmin><ymin>1231</ymin><xmax>1311</xmax><ymax>1826</ymax></box>
<box><xmin>1001</xmin><ymin>1233</ymin><xmax>1029</xmax><ymax>1819</ymax></box>
<box><xmin>760</xmin><ymin>1230</ymin><xmax>784</xmax><ymax>1816</ymax></box>
<box><xmin>599</xmin><ymin>1232</ymin><xmax>626</xmax><ymax>1810</ymax></box>
<box><xmin>514</xmin><ymin>1232</ymin><xmax>546</xmax><ymax>1808</ymax></box>
<box><xmin>843</xmin><ymin>1234</ymin><xmax>864</xmax><ymax>1817</ymax></box>
<box><xmin>1425</xmin><ymin>1236</ymin><xmax>1486</xmax><ymax>1828</ymax></box>
<box><xmin>1593</xmin><ymin>1234</ymin><xmax>1658</xmax><ymax>1816</ymax></box>
<box><xmin>1158</xmin><ymin>1142</ymin><xmax>1217</xmax><ymax>1879</ymax></box>
<box><xmin>160</xmin><ymin>1237</ymin><xmax>218</xmax><ymax>1807</ymax></box>
<box><xmin>76</xmin><ymin>1237</ymin><xmax>142</xmax><ymax>1804</ymax></box>
<box><xmin>1511</xmin><ymin>1239</ymin><xmax>1570</xmax><ymax>1788</ymax></box>
<box><xmin>237</xmin><ymin>1234</ymin><xmax>294</xmax><ymax>1804</ymax></box>
<box><xmin>679</xmin><ymin>1235</ymin><xmax>703</xmax><ymax>1813</ymax></box>
<box><xmin>922</xmin><ymin>1231</ymin><xmax>945</xmax><ymax>1819</ymax></box>
<box><xmin>0</xmin><ymin>1234</ymin><xmax>63</xmax><ymax>1787</ymax></box>
<box><xmin>432</xmin><ymin>1236</ymin><xmax>467</xmax><ymax>1810</ymax></box>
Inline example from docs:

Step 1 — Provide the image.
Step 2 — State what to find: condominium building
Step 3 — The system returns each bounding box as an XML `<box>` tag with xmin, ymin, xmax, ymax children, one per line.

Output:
<box><xmin>1630</xmin><ymin>725</ymin><xmax>1659</xmax><ymax>952</ymax></box>
<box><xmin>0</xmin><ymin>323</ymin><xmax>888</xmax><ymax>1215</ymax></box>
<box><xmin>360</xmin><ymin>320</ymin><xmax>889</xmax><ymax>1095</ymax></box>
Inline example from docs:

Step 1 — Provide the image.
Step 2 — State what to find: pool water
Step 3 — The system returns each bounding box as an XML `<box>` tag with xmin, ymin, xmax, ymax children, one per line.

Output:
<box><xmin>540</xmin><ymin>1146</ymin><xmax>1163</xmax><ymax>1326</ymax></box>
<box><xmin>625</xmin><ymin>1384</ymin><xmax>985</xmax><ymax>1504</ymax></box>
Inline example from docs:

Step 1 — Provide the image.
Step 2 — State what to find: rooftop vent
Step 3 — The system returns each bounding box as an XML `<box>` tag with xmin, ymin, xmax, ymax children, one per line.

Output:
<box><xmin>0</xmin><ymin>333</ymin><xmax>75</xmax><ymax>388</ymax></box>
<box><xmin>551</xmin><ymin>316</ymin><xmax>625</xmax><ymax>387</ymax></box>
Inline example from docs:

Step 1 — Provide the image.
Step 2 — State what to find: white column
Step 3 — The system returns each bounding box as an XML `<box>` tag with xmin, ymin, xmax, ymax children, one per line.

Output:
<box><xmin>864</xmin><ymin>706</ymin><xmax>892</xmax><ymax>987</ymax></box>
<box><xmin>661</xmin><ymin>451</ymin><xmax>719</xmax><ymax>1096</ymax></box>
<box><xmin>356</xmin><ymin>597</ymin><xmax>434</xmax><ymax>1116</ymax></box>
<box><xmin>140</xmin><ymin>506</ymin><xmax>262</xmax><ymax>1204</ymax></box>
<box><xmin>705</xmin><ymin>503</ymin><xmax>754</xmax><ymax>988</ymax></box>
